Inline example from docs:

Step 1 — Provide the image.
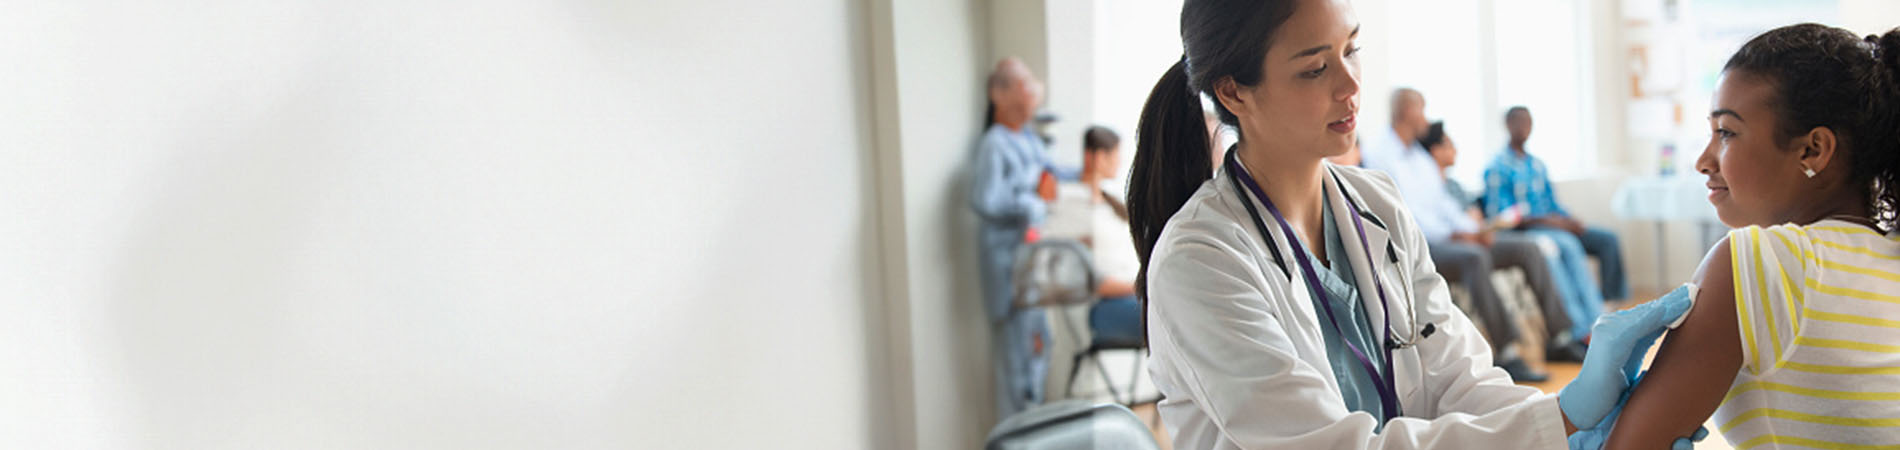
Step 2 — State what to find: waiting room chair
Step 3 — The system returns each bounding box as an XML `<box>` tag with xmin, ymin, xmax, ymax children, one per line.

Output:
<box><xmin>1064</xmin><ymin>309</ymin><xmax>1151</xmax><ymax>407</ymax></box>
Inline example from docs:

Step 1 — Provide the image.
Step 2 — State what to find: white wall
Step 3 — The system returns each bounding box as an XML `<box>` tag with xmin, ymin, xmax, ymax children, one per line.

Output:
<box><xmin>990</xmin><ymin>0</ymin><xmax>1049</xmax><ymax>84</ymax></box>
<box><xmin>1841</xmin><ymin>0</ymin><xmax>1900</xmax><ymax>40</ymax></box>
<box><xmin>1042</xmin><ymin>0</ymin><xmax>1098</xmax><ymax>170</ymax></box>
<box><xmin>871</xmin><ymin>0</ymin><xmax>998</xmax><ymax>448</ymax></box>
<box><xmin>1595</xmin><ymin>1</ymin><xmax>1899</xmax><ymax>293</ymax></box>
<box><xmin>0</xmin><ymin>0</ymin><xmax>888</xmax><ymax>448</ymax></box>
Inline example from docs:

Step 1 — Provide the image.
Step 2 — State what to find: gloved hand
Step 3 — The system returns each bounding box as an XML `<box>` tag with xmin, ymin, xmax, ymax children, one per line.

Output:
<box><xmin>1568</xmin><ymin>373</ymin><xmax>1710</xmax><ymax>450</ymax></box>
<box><xmin>1559</xmin><ymin>285</ymin><xmax>1695</xmax><ymax>429</ymax></box>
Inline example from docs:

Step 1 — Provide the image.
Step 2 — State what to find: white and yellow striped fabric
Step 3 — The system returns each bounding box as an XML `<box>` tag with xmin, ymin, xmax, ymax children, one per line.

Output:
<box><xmin>1716</xmin><ymin>220</ymin><xmax>1900</xmax><ymax>449</ymax></box>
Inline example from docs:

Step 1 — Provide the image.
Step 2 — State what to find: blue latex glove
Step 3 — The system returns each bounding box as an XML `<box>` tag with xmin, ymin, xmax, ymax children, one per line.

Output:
<box><xmin>1569</xmin><ymin>373</ymin><xmax>1711</xmax><ymax>450</ymax></box>
<box><xmin>1559</xmin><ymin>285</ymin><xmax>1695</xmax><ymax>429</ymax></box>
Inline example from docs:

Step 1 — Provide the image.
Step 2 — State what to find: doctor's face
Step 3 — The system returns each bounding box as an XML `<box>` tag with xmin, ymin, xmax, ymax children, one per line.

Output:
<box><xmin>1219</xmin><ymin>0</ymin><xmax>1362</xmax><ymax>160</ymax></box>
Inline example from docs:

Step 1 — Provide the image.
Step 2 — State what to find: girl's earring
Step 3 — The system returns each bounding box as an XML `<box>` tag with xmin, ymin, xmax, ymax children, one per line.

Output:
<box><xmin>1802</xmin><ymin>164</ymin><xmax>1817</xmax><ymax>178</ymax></box>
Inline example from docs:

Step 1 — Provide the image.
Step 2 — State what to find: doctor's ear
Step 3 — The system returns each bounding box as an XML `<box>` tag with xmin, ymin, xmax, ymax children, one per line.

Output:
<box><xmin>1213</xmin><ymin>76</ymin><xmax>1247</xmax><ymax>119</ymax></box>
<box><xmin>1794</xmin><ymin>126</ymin><xmax>1838</xmax><ymax>177</ymax></box>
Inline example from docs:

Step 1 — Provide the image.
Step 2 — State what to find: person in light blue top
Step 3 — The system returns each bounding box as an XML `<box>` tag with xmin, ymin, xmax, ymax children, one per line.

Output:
<box><xmin>1424</xmin><ymin>123</ymin><xmax>1589</xmax><ymax>363</ymax></box>
<box><xmin>1362</xmin><ymin>91</ymin><xmax>1476</xmax><ymax>242</ymax></box>
<box><xmin>1363</xmin><ymin>89</ymin><xmax>1540</xmax><ymax>380</ymax></box>
<box><xmin>1484</xmin><ymin>106</ymin><xmax>1625</xmax><ymax>340</ymax></box>
<box><xmin>970</xmin><ymin>57</ymin><xmax>1076</xmax><ymax>418</ymax></box>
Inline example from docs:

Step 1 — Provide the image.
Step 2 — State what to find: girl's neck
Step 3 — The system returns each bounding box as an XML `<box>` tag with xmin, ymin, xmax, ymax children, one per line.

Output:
<box><xmin>1791</xmin><ymin>195</ymin><xmax>1874</xmax><ymax>229</ymax></box>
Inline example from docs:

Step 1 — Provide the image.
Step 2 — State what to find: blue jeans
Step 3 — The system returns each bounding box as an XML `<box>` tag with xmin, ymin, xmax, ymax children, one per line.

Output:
<box><xmin>979</xmin><ymin>225</ymin><xmax>1045</xmax><ymax>417</ymax></box>
<box><xmin>992</xmin><ymin>310</ymin><xmax>1048</xmax><ymax>418</ymax></box>
<box><xmin>1525</xmin><ymin>227</ymin><xmax>1613</xmax><ymax>339</ymax></box>
<box><xmin>1532</xmin><ymin>225</ymin><xmax>1629</xmax><ymax>300</ymax></box>
<box><xmin>1577</xmin><ymin>226</ymin><xmax>1629</xmax><ymax>301</ymax></box>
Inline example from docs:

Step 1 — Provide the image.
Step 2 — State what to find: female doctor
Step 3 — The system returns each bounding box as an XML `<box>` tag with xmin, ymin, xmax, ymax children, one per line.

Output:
<box><xmin>1124</xmin><ymin>0</ymin><xmax>1701</xmax><ymax>448</ymax></box>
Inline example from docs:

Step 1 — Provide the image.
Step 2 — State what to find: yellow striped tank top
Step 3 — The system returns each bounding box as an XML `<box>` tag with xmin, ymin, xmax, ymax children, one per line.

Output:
<box><xmin>1718</xmin><ymin>220</ymin><xmax>1900</xmax><ymax>449</ymax></box>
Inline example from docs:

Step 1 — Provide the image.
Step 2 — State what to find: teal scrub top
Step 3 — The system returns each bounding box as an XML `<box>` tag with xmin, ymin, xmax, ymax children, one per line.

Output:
<box><xmin>1295</xmin><ymin>199</ymin><xmax>1392</xmax><ymax>429</ymax></box>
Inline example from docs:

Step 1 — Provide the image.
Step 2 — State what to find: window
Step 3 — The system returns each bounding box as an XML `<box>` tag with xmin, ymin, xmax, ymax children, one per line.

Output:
<box><xmin>1381</xmin><ymin>0</ymin><xmax>1489</xmax><ymax>184</ymax></box>
<box><xmin>1092</xmin><ymin>0</ymin><xmax>1189</xmax><ymax>179</ymax></box>
<box><xmin>1384</xmin><ymin>0</ymin><xmax>1597</xmax><ymax>184</ymax></box>
<box><xmin>1491</xmin><ymin>0</ymin><xmax>1595</xmax><ymax>181</ymax></box>
<box><xmin>1092</xmin><ymin>0</ymin><xmax>1601</xmax><ymax>184</ymax></box>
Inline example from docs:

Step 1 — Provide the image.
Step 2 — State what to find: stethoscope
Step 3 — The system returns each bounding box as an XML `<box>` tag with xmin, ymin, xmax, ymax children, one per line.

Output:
<box><xmin>1223</xmin><ymin>150</ymin><xmax>1436</xmax><ymax>417</ymax></box>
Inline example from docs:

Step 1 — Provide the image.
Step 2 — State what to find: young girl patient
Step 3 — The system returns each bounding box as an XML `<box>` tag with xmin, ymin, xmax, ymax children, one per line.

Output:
<box><xmin>1603</xmin><ymin>24</ymin><xmax>1900</xmax><ymax>449</ymax></box>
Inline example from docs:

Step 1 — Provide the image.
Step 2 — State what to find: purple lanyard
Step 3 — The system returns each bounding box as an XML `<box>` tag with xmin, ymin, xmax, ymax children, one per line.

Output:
<box><xmin>1226</xmin><ymin>155</ymin><xmax>1402</xmax><ymax>418</ymax></box>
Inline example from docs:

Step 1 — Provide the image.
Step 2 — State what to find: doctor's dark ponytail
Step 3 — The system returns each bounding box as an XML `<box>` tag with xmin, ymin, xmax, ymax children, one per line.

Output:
<box><xmin>1128</xmin><ymin>0</ymin><xmax>1297</xmax><ymax>344</ymax></box>
<box><xmin>1128</xmin><ymin>59</ymin><xmax>1207</xmax><ymax>272</ymax></box>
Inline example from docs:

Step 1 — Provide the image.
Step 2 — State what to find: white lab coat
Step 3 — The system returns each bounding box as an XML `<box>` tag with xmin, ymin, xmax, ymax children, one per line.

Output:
<box><xmin>1145</xmin><ymin>162</ymin><xmax>1568</xmax><ymax>449</ymax></box>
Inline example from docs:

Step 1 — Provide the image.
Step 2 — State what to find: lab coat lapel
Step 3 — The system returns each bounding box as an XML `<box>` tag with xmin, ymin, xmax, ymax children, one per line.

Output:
<box><xmin>1323</xmin><ymin>164</ymin><xmax>1396</xmax><ymax>348</ymax></box>
<box><xmin>1220</xmin><ymin>163</ymin><xmax>1330</xmax><ymax>360</ymax></box>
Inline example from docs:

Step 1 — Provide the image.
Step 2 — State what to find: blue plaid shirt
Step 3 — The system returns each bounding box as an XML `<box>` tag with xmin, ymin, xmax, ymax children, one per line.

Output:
<box><xmin>1483</xmin><ymin>147</ymin><xmax>1569</xmax><ymax>218</ymax></box>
